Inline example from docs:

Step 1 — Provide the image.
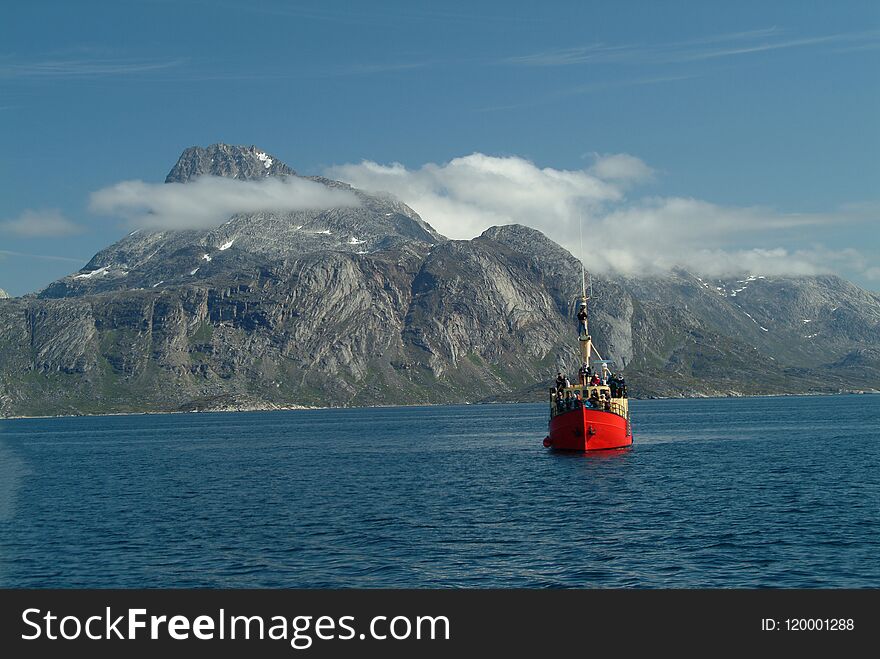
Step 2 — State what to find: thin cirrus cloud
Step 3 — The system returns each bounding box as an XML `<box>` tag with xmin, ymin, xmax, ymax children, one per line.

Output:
<box><xmin>0</xmin><ymin>209</ymin><xmax>83</xmax><ymax>237</ymax></box>
<box><xmin>89</xmin><ymin>175</ymin><xmax>361</xmax><ymax>230</ymax></box>
<box><xmin>0</xmin><ymin>249</ymin><xmax>85</xmax><ymax>264</ymax></box>
<box><xmin>0</xmin><ymin>54</ymin><xmax>431</xmax><ymax>83</ymax></box>
<box><xmin>325</xmin><ymin>153</ymin><xmax>877</xmax><ymax>280</ymax></box>
<box><xmin>501</xmin><ymin>27</ymin><xmax>880</xmax><ymax>67</ymax></box>
<box><xmin>0</xmin><ymin>57</ymin><xmax>185</xmax><ymax>79</ymax></box>
<box><xmin>212</xmin><ymin>0</ymin><xmax>547</xmax><ymax>26</ymax></box>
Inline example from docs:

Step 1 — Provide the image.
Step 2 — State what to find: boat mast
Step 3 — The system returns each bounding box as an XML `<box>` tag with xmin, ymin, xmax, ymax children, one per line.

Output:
<box><xmin>578</xmin><ymin>214</ymin><xmax>592</xmax><ymax>366</ymax></box>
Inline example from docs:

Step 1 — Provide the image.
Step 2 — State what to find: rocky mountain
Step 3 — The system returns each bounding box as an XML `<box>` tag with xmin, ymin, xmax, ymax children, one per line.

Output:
<box><xmin>0</xmin><ymin>144</ymin><xmax>878</xmax><ymax>417</ymax></box>
<box><xmin>0</xmin><ymin>288</ymin><xmax>8</xmax><ymax>299</ymax></box>
<box><xmin>615</xmin><ymin>270</ymin><xmax>880</xmax><ymax>397</ymax></box>
<box><xmin>41</xmin><ymin>145</ymin><xmax>441</xmax><ymax>299</ymax></box>
<box><xmin>165</xmin><ymin>143</ymin><xmax>296</xmax><ymax>182</ymax></box>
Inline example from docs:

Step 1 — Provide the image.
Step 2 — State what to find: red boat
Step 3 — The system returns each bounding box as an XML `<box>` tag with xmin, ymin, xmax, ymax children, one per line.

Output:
<box><xmin>543</xmin><ymin>393</ymin><xmax>632</xmax><ymax>451</ymax></box>
<box><xmin>543</xmin><ymin>283</ymin><xmax>633</xmax><ymax>452</ymax></box>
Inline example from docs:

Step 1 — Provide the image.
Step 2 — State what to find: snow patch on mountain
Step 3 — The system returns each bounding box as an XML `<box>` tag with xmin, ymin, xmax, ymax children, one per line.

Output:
<box><xmin>255</xmin><ymin>151</ymin><xmax>273</xmax><ymax>169</ymax></box>
<box><xmin>74</xmin><ymin>266</ymin><xmax>110</xmax><ymax>280</ymax></box>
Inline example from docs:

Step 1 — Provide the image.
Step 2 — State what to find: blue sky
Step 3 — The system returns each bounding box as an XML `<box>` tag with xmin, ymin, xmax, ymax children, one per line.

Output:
<box><xmin>1</xmin><ymin>0</ymin><xmax>878</xmax><ymax>295</ymax></box>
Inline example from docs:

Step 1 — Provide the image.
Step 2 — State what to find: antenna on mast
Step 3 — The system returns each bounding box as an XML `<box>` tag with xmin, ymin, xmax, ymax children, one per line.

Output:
<box><xmin>579</xmin><ymin>212</ymin><xmax>586</xmax><ymax>300</ymax></box>
<box><xmin>577</xmin><ymin>212</ymin><xmax>593</xmax><ymax>365</ymax></box>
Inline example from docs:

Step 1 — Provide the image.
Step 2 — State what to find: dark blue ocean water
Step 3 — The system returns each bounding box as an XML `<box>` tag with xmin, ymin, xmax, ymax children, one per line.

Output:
<box><xmin>1</xmin><ymin>395</ymin><xmax>878</xmax><ymax>588</ymax></box>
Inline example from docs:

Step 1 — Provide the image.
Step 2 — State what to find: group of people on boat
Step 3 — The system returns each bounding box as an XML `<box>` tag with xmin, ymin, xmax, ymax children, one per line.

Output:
<box><xmin>555</xmin><ymin>367</ymin><xmax>627</xmax><ymax>398</ymax></box>
<box><xmin>553</xmin><ymin>387</ymin><xmax>613</xmax><ymax>413</ymax></box>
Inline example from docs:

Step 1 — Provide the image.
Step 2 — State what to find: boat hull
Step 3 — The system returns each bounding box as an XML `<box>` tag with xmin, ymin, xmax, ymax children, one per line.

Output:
<box><xmin>544</xmin><ymin>406</ymin><xmax>632</xmax><ymax>451</ymax></box>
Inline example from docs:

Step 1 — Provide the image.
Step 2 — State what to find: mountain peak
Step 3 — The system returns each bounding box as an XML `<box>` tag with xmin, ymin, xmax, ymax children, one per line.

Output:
<box><xmin>0</xmin><ymin>288</ymin><xmax>9</xmax><ymax>299</ymax></box>
<box><xmin>478</xmin><ymin>224</ymin><xmax>575</xmax><ymax>261</ymax></box>
<box><xmin>480</xmin><ymin>223</ymin><xmax>548</xmax><ymax>242</ymax></box>
<box><xmin>165</xmin><ymin>143</ymin><xmax>296</xmax><ymax>183</ymax></box>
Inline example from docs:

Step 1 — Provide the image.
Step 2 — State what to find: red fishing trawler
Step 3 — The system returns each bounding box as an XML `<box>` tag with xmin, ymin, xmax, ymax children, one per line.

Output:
<box><xmin>543</xmin><ymin>276</ymin><xmax>633</xmax><ymax>452</ymax></box>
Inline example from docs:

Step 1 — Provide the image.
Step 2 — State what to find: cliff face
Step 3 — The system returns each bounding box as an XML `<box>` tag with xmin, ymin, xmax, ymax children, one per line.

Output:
<box><xmin>0</xmin><ymin>145</ymin><xmax>878</xmax><ymax>417</ymax></box>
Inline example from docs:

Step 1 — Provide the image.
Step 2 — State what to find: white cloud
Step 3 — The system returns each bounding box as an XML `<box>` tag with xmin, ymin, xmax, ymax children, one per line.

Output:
<box><xmin>0</xmin><ymin>209</ymin><xmax>82</xmax><ymax>237</ymax></box>
<box><xmin>89</xmin><ymin>175</ymin><xmax>360</xmax><ymax>229</ymax></box>
<box><xmin>327</xmin><ymin>153</ymin><xmax>621</xmax><ymax>241</ymax></box>
<box><xmin>586</xmin><ymin>153</ymin><xmax>654</xmax><ymax>183</ymax></box>
<box><xmin>325</xmin><ymin>153</ymin><xmax>877</xmax><ymax>279</ymax></box>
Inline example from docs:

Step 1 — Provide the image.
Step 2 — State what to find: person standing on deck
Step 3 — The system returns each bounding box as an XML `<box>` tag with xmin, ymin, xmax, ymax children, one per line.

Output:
<box><xmin>609</xmin><ymin>374</ymin><xmax>619</xmax><ymax>398</ymax></box>
<box><xmin>577</xmin><ymin>302</ymin><xmax>588</xmax><ymax>336</ymax></box>
<box><xmin>555</xmin><ymin>372</ymin><xmax>568</xmax><ymax>392</ymax></box>
<box><xmin>555</xmin><ymin>390</ymin><xmax>565</xmax><ymax>414</ymax></box>
<box><xmin>578</xmin><ymin>362</ymin><xmax>589</xmax><ymax>385</ymax></box>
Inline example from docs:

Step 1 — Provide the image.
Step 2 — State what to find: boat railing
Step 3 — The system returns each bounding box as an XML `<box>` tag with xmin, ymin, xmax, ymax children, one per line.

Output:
<box><xmin>549</xmin><ymin>385</ymin><xmax>628</xmax><ymax>420</ymax></box>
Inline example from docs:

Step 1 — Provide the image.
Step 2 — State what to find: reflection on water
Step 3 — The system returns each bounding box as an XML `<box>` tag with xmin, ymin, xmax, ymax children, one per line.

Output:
<box><xmin>551</xmin><ymin>447</ymin><xmax>633</xmax><ymax>461</ymax></box>
<box><xmin>0</xmin><ymin>395</ymin><xmax>878</xmax><ymax>588</ymax></box>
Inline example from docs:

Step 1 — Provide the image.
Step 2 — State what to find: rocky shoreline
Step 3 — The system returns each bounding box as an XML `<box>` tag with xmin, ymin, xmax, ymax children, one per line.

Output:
<box><xmin>4</xmin><ymin>389</ymin><xmax>877</xmax><ymax>421</ymax></box>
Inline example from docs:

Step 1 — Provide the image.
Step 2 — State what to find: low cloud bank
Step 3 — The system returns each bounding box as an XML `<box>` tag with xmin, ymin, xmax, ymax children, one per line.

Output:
<box><xmin>326</xmin><ymin>153</ymin><xmax>876</xmax><ymax>280</ymax></box>
<box><xmin>89</xmin><ymin>175</ymin><xmax>360</xmax><ymax>229</ymax></box>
